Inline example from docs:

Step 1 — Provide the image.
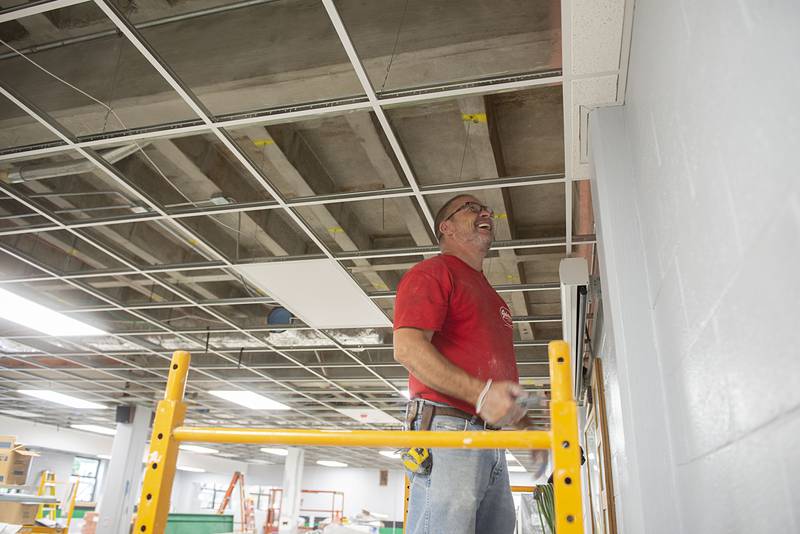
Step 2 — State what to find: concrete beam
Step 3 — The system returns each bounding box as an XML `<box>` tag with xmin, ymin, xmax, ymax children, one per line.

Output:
<box><xmin>235</xmin><ymin>126</ymin><xmax>395</xmax><ymax>291</ymax></box>
<box><xmin>458</xmin><ymin>95</ymin><xmax>534</xmax><ymax>339</ymax></box>
<box><xmin>344</xmin><ymin>113</ymin><xmax>432</xmax><ymax>247</ymax></box>
<box><xmin>148</xmin><ymin>139</ymin><xmax>297</xmax><ymax>256</ymax></box>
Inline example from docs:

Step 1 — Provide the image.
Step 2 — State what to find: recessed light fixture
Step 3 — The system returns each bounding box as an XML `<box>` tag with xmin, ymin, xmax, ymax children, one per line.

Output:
<box><xmin>260</xmin><ymin>447</ymin><xmax>288</xmax><ymax>456</ymax></box>
<box><xmin>179</xmin><ymin>445</ymin><xmax>218</xmax><ymax>455</ymax></box>
<box><xmin>508</xmin><ymin>465</ymin><xmax>527</xmax><ymax>473</ymax></box>
<box><xmin>0</xmin><ymin>288</ymin><xmax>106</xmax><ymax>336</ymax></box>
<box><xmin>70</xmin><ymin>424</ymin><xmax>117</xmax><ymax>436</ymax></box>
<box><xmin>19</xmin><ymin>390</ymin><xmax>106</xmax><ymax>409</ymax></box>
<box><xmin>317</xmin><ymin>460</ymin><xmax>348</xmax><ymax>468</ymax></box>
<box><xmin>208</xmin><ymin>390</ymin><xmax>290</xmax><ymax>410</ymax></box>
<box><xmin>336</xmin><ymin>408</ymin><xmax>400</xmax><ymax>424</ymax></box>
<box><xmin>379</xmin><ymin>450</ymin><xmax>401</xmax><ymax>459</ymax></box>
<box><xmin>177</xmin><ymin>466</ymin><xmax>206</xmax><ymax>473</ymax></box>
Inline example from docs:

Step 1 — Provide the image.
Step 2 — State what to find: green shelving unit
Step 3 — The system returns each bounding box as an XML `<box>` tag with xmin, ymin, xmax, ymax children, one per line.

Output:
<box><xmin>164</xmin><ymin>513</ymin><xmax>234</xmax><ymax>534</ymax></box>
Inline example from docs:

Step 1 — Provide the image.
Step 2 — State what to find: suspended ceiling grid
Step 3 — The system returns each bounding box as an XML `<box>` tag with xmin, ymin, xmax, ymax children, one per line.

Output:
<box><xmin>0</xmin><ymin>0</ymin><xmax>598</xmax><ymax>470</ymax></box>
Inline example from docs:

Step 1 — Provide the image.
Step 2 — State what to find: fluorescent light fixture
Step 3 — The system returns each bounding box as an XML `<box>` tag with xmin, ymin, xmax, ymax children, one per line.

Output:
<box><xmin>379</xmin><ymin>450</ymin><xmax>401</xmax><ymax>459</ymax></box>
<box><xmin>508</xmin><ymin>465</ymin><xmax>527</xmax><ymax>473</ymax></box>
<box><xmin>208</xmin><ymin>390</ymin><xmax>290</xmax><ymax>410</ymax></box>
<box><xmin>234</xmin><ymin>259</ymin><xmax>391</xmax><ymax>329</ymax></box>
<box><xmin>0</xmin><ymin>409</ymin><xmax>39</xmax><ymax>418</ymax></box>
<box><xmin>336</xmin><ymin>408</ymin><xmax>400</xmax><ymax>425</ymax></box>
<box><xmin>71</xmin><ymin>424</ymin><xmax>116</xmax><ymax>436</ymax></box>
<box><xmin>18</xmin><ymin>390</ymin><xmax>106</xmax><ymax>409</ymax></box>
<box><xmin>97</xmin><ymin>454</ymin><xmax>112</xmax><ymax>460</ymax></box>
<box><xmin>260</xmin><ymin>447</ymin><xmax>288</xmax><ymax>456</ymax></box>
<box><xmin>179</xmin><ymin>444</ymin><xmax>218</xmax><ymax>455</ymax></box>
<box><xmin>177</xmin><ymin>466</ymin><xmax>206</xmax><ymax>473</ymax></box>
<box><xmin>317</xmin><ymin>460</ymin><xmax>348</xmax><ymax>468</ymax></box>
<box><xmin>0</xmin><ymin>287</ymin><xmax>106</xmax><ymax>336</ymax></box>
<box><xmin>248</xmin><ymin>459</ymin><xmax>273</xmax><ymax>465</ymax></box>
<box><xmin>400</xmin><ymin>389</ymin><xmax>410</xmax><ymax>399</ymax></box>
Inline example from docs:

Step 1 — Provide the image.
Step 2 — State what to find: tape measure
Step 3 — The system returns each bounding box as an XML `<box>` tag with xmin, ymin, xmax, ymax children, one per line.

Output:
<box><xmin>402</xmin><ymin>447</ymin><xmax>432</xmax><ymax>475</ymax></box>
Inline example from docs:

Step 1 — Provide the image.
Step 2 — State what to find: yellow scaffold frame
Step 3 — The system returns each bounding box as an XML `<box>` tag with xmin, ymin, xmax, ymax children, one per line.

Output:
<box><xmin>133</xmin><ymin>340</ymin><xmax>584</xmax><ymax>533</ymax></box>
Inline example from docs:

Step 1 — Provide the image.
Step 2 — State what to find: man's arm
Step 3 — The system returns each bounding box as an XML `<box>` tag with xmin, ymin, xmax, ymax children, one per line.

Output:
<box><xmin>394</xmin><ymin>327</ymin><xmax>526</xmax><ymax>426</ymax></box>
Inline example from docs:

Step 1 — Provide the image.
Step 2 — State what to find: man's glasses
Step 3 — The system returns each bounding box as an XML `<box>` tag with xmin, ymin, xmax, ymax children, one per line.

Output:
<box><xmin>437</xmin><ymin>201</ymin><xmax>493</xmax><ymax>238</ymax></box>
<box><xmin>443</xmin><ymin>201</ymin><xmax>493</xmax><ymax>221</ymax></box>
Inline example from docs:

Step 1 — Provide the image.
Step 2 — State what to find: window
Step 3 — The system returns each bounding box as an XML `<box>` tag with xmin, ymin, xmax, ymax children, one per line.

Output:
<box><xmin>247</xmin><ymin>486</ymin><xmax>274</xmax><ymax>511</ymax></box>
<box><xmin>199</xmin><ymin>483</ymin><xmax>229</xmax><ymax>510</ymax></box>
<box><xmin>70</xmin><ymin>457</ymin><xmax>100</xmax><ymax>502</ymax></box>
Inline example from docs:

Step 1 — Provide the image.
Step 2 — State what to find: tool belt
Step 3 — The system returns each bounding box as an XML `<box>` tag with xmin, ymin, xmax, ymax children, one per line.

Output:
<box><xmin>404</xmin><ymin>399</ymin><xmax>500</xmax><ymax>431</ymax></box>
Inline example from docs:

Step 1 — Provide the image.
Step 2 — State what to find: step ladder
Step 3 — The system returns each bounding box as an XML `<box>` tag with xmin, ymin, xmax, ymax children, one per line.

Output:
<box><xmin>36</xmin><ymin>470</ymin><xmax>58</xmax><ymax>521</ymax></box>
<box><xmin>217</xmin><ymin>471</ymin><xmax>255</xmax><ymax>533</ymax></box>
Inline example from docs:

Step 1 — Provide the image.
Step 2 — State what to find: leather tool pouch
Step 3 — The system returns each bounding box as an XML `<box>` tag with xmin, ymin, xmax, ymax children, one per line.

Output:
<box><xmin>419</xmin><ymin>404</ymin><xmax>434</xmax><ymax>431</ymax></box>
<box><xmin>404</xmin><ymin>400</ymin><xmax>418</xmax><ymax>430</ymax></box>
<box><xmin>404</xmin><ymin>401</ymin><xmax>437</xmax><ymax>431</ymax></box>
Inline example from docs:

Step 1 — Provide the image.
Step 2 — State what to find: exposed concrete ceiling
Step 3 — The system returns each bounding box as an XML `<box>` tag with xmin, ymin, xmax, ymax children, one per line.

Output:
<box><xmin>0</xmin><ymin>0</ymin><xmax>627</xmax><ymax>471</ymax></box>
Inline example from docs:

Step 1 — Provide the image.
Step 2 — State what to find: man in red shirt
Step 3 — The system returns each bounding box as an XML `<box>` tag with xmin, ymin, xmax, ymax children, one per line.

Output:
<box><xmin>394</xmin><ymin>193</ymin><xmax>527</xmax><ymax>534</ymax></box>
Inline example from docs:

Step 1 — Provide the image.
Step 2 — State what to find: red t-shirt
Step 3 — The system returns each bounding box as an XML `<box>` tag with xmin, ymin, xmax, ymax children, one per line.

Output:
<box><xmin>393</xmin><ymin>254</ymin><xmax>518</xmax><ymax>414</ymax></box>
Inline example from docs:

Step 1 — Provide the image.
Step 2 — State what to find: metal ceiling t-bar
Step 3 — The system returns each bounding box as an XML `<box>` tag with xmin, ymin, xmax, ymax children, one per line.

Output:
<box><xmin>0</xmin><ymin>0</ymin><xmax>571</xmax><ymax>423</ymax></box>
<box><xmin>0</xmin><ymin>172</ymin><xmax>565</xmax><ymax>238</ymax></box>
<box><xmin>320</xmin><ymin>0</ymin><xmax>436</xmax><ymax>234</ymax></box>
<box><xmin>3</xmin><ymin>0</ymin><xmax>407</xmax><ymax>410</ymax></box>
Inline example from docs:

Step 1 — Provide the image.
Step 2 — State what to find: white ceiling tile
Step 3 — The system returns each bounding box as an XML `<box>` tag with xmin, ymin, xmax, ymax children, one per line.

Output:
<box><xmin>234</xmin><ymin>259</ymin><xmax>391</xmax><ymax>329</ymax></box>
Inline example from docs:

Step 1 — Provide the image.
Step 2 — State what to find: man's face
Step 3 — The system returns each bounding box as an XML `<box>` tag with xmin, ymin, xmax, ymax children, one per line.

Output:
<box><xmin>439</xmin><ymin>196</ymin><xmax>494</xmax><ymax>248</ymax></box>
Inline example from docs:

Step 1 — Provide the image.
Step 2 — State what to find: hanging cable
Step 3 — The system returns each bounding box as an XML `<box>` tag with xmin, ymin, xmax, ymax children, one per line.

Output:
<box><xmin>379</xmin><ymin>0</ymin><xmax>410</xmax><ymax>93</ymax></box>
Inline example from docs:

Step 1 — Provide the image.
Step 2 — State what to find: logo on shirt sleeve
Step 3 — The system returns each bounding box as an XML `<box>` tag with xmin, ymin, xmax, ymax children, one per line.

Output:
<box><xmin>499</xmin><ymin>306</ymin><xmax>513</xmax><ymax>328</ymax></box>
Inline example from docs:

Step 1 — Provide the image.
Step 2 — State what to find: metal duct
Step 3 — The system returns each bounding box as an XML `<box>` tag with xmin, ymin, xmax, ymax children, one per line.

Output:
<box><xmin>0</xmin><ymin>143</ymin><xmax>142</xmax><ymax>184</ymax></box>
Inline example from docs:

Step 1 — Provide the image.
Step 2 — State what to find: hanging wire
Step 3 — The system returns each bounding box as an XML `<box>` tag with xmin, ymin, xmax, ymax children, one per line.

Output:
<box><xmin>102</xmin><ymin>28</ymin><xmax>127</xmax><ymax>133</ymax></box>
<box><xmin>0</xmin><ymin>37</ymin><xmax>197</xmax><ymax>211</ymax></box>
<box><xmin>379</xmin><ymin>0</ymin><xmax>410</xmax><ymax>93</ymax></box>
<box><xmin>61</xmin><ymin>233</ymin><xmax>78</xmax><ymax>272</ymax></box>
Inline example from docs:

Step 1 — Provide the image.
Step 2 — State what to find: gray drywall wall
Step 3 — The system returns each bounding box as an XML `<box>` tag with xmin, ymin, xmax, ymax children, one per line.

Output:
<box><xmin>589</xmin><ymin>1</ymin><xmax>800</xmax><ymax>532</ymax></box>
<box><xmin>590</xmin><ymin>107</ymin><xmax>680</xmax><ymax>534</ymax></box>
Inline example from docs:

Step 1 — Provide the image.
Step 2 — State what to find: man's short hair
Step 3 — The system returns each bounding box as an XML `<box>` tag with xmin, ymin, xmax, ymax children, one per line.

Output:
<box><xmin>434</xmin><ymin>194</ymin><xmax>473</xmax><ymax>243</ymax></box>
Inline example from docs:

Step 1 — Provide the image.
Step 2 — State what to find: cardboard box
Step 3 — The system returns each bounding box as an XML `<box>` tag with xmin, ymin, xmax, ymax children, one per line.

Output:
<box><xmin>0</xmin><ymin>503</ymin><xmax>37</xmax><ymax>525</ymax></box>
<box><xmin>0</xmin><ymin>436</ymin><xmax>38</xmax><ymax>486</ymax></box>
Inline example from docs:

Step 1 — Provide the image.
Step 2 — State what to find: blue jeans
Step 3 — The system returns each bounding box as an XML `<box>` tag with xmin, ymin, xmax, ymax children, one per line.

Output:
<box><xmin>406</xmin><ymin>414</ymin><xmax>516</xmax><ymax>534</ymax></box>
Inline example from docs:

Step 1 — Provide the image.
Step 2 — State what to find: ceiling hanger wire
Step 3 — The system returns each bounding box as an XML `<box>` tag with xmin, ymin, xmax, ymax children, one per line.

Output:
<box><xmin>379</xmin><ymin>0</ymin><xmax>410</xmax><ymax>93</ymax></box>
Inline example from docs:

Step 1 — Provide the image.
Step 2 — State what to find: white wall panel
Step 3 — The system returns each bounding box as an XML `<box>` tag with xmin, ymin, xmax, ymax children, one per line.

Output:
<box><xmin>589</xmin><ymin>0</ymin><xmax>800</xmax><ymax>531</ymax></box>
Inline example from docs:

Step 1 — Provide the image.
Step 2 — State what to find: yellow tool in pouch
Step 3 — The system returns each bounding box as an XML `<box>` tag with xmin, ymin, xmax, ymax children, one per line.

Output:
<box><xmin>402</xmin><ymin>447</ymin><xmax>432</xmax><ymax>475</ymax></box>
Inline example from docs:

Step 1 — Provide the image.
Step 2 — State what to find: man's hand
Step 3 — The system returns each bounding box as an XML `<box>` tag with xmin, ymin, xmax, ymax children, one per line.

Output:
<box><xmin>477</xmin><ymin>381</ymin><xmax>527</xmax><ymax>427</ymax></box>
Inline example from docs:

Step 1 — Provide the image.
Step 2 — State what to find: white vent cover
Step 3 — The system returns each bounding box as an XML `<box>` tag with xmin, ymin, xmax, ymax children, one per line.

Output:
<box><xmin>233</xmin><ymin>259</ymin><xmax>392</xmax><ymax>329</ymax></box>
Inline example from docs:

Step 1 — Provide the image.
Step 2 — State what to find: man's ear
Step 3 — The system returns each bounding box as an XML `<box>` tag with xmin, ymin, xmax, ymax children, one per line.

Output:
<box><xmin>438</xmin><ymin>220</ymin><xmax>450</xmax><ymax>239</ymax></box>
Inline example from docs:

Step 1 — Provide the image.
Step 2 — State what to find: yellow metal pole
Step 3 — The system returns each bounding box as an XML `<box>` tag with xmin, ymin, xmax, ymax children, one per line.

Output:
<box><xmin>64</xmin><ymin>481</ymin><xmax>78</xmax><ymax>530</ymax></box>
<box><xmin>172</xmin><ymin>427</ymin><xmax>552</xmax><ymax>450</ymax></box>
<box><xmin>133</xmin><ymin>351</ymin><xmax>190</xmax><ymax>534</ymax></box>
<box><xmin>402</xmin><ymin>476</ymin><xmax>409</xmax><ymax>534</ymax></box>
<box><xmin>548</xmin><ymin>340</ymin><xmax>584</xmax><ymax>533</ymax></box>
